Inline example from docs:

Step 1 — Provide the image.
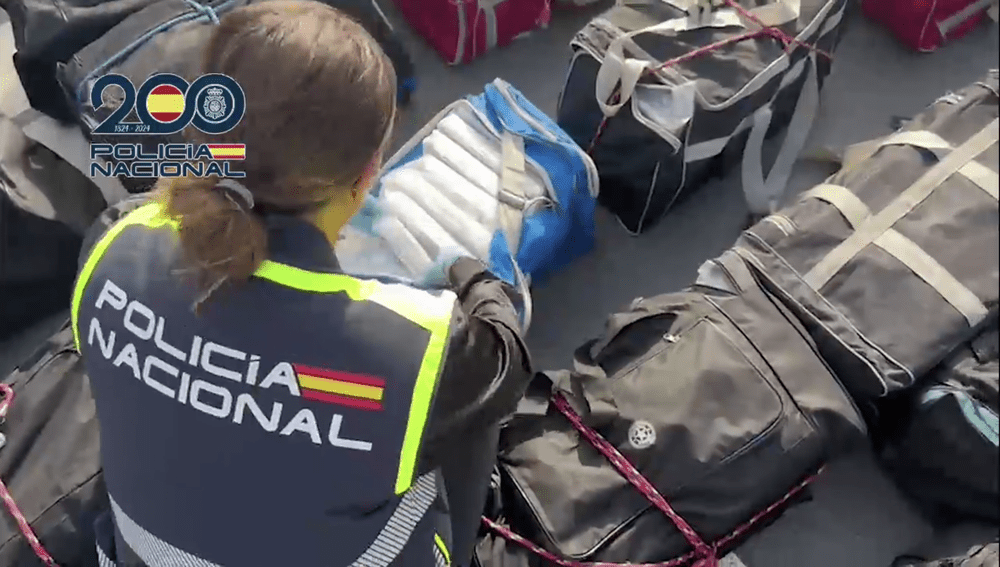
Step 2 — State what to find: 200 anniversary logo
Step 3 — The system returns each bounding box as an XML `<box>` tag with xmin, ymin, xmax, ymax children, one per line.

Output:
<box><xmin>89</xmin><ymin>73</ymin><xmax>247</xmax><ymax>179</ymax></box>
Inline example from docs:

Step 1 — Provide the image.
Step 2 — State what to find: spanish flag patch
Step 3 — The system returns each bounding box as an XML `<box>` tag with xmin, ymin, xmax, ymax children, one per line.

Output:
<box><xmin>293</xmin><ymin>364</ymin><xmax>385</xmax><ymax>411</ymax></box>
<box><xmin>146</xmin><ymin>84</ymin><xmax>185</xmax><ymax>123</ymax></box>
<box><xmin>205</xmin><ymin>144</ymin><xmax>246</xmax><ymax>160</ymax></box>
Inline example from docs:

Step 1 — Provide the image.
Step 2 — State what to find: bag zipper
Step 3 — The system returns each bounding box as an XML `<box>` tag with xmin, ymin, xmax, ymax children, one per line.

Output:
<box><xmin>608</xmin><ymin>315</ymin><xmax>704</xmax><ymax>378</ymax></box>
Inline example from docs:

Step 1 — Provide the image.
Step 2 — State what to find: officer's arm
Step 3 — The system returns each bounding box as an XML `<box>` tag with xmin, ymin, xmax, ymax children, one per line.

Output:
<box><xmin>417</xmin><ymin>258</ymin><xmax>533</xmax><ymax>472</ymax></box>
<box><xmin>77</xmin><ymin>194</ymin><xmax>152</xmax><ymax>271</ymax></box>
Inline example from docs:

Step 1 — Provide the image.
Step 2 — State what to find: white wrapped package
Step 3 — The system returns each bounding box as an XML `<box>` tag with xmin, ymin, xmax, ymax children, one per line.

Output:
<box><xmin>374</xmin><ymin>215</ymin><xmax>433</xmax><ymax>277</ymax></box>
<box><xmin>336</xmin><ymin>223</ymin><xmax>411</xmax><ymax>279</ymax></box>
<box><xmin>381</xmin><ymin>183</ymin><xmax>472</xmax><ymax>262</ymax></box>
<box><xmin>382</xmin><ymin>167</ymin><xmax>494</xmax><ymax>259</ymax></box>
<box><xmin>423</xmin><ymin>130</ymin><xmax>501</xmax><ymax>199</ymax></box>
<box><xmin>437</xmin><ymin>113</ymin><xmax>548</xmax><ymax>200</ymax></box>
<box><xmin>414</xmin><ymin>155</ymin><xmax>497</xmax><ymax>226</ymax></box>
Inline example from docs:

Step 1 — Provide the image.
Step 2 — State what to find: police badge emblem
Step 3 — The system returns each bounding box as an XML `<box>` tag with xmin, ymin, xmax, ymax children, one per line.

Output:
<box><xmin>202</xmin><ymin>87</ymin><xmax>228</xmax><ymax>121</ymax></box>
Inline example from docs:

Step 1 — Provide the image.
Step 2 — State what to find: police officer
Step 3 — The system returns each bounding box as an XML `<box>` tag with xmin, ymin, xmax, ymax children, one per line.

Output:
<box><xmin>72</xmin><ymin>2</ymin><xmax>532</xmax><ymax>565</ymax></box>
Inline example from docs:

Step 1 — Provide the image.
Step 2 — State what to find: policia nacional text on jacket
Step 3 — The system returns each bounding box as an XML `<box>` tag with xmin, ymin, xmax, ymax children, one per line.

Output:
<box><xmin>74</xmin><ymin>194</ymin><xmax>531</xmax><ymax>567</ymax></box>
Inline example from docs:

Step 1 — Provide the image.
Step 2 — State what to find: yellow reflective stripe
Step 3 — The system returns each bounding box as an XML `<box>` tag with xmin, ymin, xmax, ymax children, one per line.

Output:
<box><xmin>434</xmin><ymin>533</ymin><xmax>451</xmax><ymax>565</ymax></box>
<box><xmin>391</xmin><ymin>292</ymin><xmax>453</xmax><ymax>494</ymax></box>
<box><xmin>253</xmin><ymin>261</ymin><xmax>366</xmax><ymax>300</ymax></box>
<box><xmin>72</xmin><ymin>200</ymin><xmax>455</xmax><ymax>495</ymax></box>
<box><xmin>253</xmin><ymin>262</ymin><xmax>457</xmax><ymax>329</ymax></box>
<box><xmin>71</xmin><ymin>202</ymin><xmax>171</xmax><ymax>350</ymax></box>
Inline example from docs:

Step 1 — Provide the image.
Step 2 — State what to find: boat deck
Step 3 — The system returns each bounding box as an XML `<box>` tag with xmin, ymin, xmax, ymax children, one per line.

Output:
<box><xmin>2</xmin><ymin>3</ymin><xmax>998</xmax><ymax>565</ymax></box>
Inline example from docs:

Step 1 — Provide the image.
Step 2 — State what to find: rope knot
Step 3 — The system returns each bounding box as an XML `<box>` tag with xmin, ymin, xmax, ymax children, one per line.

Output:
<box><xmin>181</xmin><ymin>0</ymin><xmax>220</xmax><ymax>24</ymax></box>
<box><xmin>692</xmin><ymin>549</ymin><xmax>720</xmax><ymax>567</ymax></box>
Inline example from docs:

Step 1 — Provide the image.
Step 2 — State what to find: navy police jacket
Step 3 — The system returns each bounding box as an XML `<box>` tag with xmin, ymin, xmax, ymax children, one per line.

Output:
<box><xmin>73</xmin><ymin>196</ymin><xmax>531</xmax><ymax>567</ymax></box>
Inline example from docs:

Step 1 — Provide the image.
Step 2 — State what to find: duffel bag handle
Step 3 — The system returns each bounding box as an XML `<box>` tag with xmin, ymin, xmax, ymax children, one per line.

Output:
<box><xmin>499</xmin><ymin>130</ymin><xmax>533</xmax><ymax>333</ymax></box>
<box><xmin>595</xmin><ymin>0</ymin><xmax>801</xmax><ymax>117</ymax></box>
<box><xmin>594</xmin><ymin>42</ymin><xmax>648</xmax><ymax>117</ymax></box>
<box><xmin>936</xmin><ymin>0</ymin><xmax>998</xmax><ymax>40</ymax></box>
<box><xmin>740</xmin><ymin>52</ymin><xmax>820</xmax><ymax>215</ymax></box>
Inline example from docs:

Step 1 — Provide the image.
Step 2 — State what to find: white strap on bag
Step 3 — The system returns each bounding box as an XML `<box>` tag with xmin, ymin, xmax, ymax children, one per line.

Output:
<box><xmin>594</xmin><ymin>10</ymin><xmax>736</xmax><ymax>117</ymax></box>
<box><xmin>740</xmin><ymin>53</ymin><xmax>820</xmax><ymax>214</ymax></box>
<box><xmin>478</xmin><ymin>0</ymin><xmax>502</xmax><ymax>53</ymax></box>
<box><xmin>499</xmin><ymin>131</ymin><xmax>526</xmax><ymax>256</ymax></box>
<box><xmin>738</xmin><ymin>0</ymin><xmax>801</xmax><ymax>31</ymax></box>
<box><xmin>594</xmin><ymin>0</ymin><xmax>801</xmax><ymax>117</ymax></box>
<box><xmin>936</xmin><ymin>0</ymin><xmax>998</xmax><ymax>38</ymax></box>
<box><xmin>595</xmin><ymin>42</ymin><xmax>648</xmax><ymax>117</ymax></box>
<box><xmin>499</xmin><ymin>130</ymin><xmax>533</xmax><ymax>333</ymax></box>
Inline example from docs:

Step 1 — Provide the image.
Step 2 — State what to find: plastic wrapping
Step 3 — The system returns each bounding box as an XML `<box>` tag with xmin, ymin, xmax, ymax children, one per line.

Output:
<box><xmin>383</xmin><ymin>168</ymin><xmax>494</xmax><ymax>259</ymax></box>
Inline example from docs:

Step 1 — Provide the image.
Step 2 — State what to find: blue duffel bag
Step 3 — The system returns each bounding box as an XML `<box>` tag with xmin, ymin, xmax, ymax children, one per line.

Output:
<box><xmin>338</xmin><ymin>79</ymin><xmax>600</xmax><ymax>330</ymax></box>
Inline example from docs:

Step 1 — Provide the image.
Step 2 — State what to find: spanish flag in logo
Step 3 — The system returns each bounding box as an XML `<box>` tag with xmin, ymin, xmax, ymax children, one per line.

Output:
<box><xmin>293</xmin><ymin>364</ymin><xmax>385</xmax><ymax>411</ymax></box>
<box><xmin>205</xmin><ymin>144</ymin><xmax>246</xmax><ymax>160</ymax></box>
<box><xmin>146</xmin><ymin>84</ymin><xmax>185</xmax><ymax>123</ymax></box>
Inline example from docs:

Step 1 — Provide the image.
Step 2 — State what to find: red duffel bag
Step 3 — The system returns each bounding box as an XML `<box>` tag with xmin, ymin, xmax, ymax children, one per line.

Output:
<box><xmin>392</xmin><ymin>0</ymin><xmax>551</xmax><ymax>65</ymax></box>
<box><xmin>862</xmin><ymin>0</ymin><xmax>996</xmax><ymax>52</ymax></box>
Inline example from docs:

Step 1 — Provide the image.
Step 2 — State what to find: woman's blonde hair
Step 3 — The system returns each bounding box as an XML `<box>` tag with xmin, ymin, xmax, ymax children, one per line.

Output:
<box><xmin>159</xmin><ymin>0</ymin><xmax>396</xmax><ymax>302</ymax></box>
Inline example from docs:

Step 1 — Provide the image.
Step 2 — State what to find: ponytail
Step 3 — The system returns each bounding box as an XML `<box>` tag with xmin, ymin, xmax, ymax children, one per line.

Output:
<box><xmin>159</xmin><ymin>176</ymin><xmax>268</xmax><ymax>309</ymax></box>
<box><xmin>156</xmin><ymin>0</ymin><xmax>399</xmax><ymax>310</ymax></box>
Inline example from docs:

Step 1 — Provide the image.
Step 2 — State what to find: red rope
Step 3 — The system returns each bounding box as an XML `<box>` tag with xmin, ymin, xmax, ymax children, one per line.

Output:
<box><xmin>552</xmin><ymin>394</ymin><xmax>717</xmax><ymax>564</ymax></box>
<box><xmin>0</xmin><ymin>383</ymin><xmax>59</xmax><ymax>566</ymax></box>
<box><xmin>586</xmin><ymin>0</ymin><xmax>834</xmax><ymax>155</ymax></box>
<box><xmin>0</xmin><ymin>384</ymin><xmax>13</xmax><ymax>417</ymax></box>
<box><xmin>483</xmin><ymin>391</ymin><xmax>824</xmax><ymax>567</ymax></box>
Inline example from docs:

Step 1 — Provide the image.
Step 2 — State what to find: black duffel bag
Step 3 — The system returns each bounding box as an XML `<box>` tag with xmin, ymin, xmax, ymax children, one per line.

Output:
<box><xmin>2</xmin><ymin>16</ymin><xmax>127</xmax><ymax>340</ymax></box>
<box><xmin>475</xmin><ymin>250</ymin><xmax>866</xmax><ymax>566</ymax></box>
<box><xmin>3</xmin><ymin>0</ymin><xmax>161</xmax><ymax>123</ymax></box>
<box><xmin>1</xmin><ymin>99</ymin><xmax>125</xmax><ymax>340</ymax></box>
<box><xmin>881</xmin><ymin>324</ymin><xmax>999</xmax><ymax>524</ymax></box>
<box><xmin>556</xmin><ymin>0</ymin><xmax>848</xmax><ymax>234</ymax></box>
<box><xmin>0</xmin><ymin>320</ymin><xmax>108</xmax><ymax>567</ymax></box>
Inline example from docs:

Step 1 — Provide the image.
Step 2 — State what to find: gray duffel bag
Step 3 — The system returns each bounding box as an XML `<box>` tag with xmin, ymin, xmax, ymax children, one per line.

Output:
<box><xmin>475</xmin><ymin>250</ymin><xmax>865</xmax><ymax>566</ymax></box>
<box><xmin>735</xmin><ymin>70</ymin><xmax>999</xmax><ymax>404</ymax></box>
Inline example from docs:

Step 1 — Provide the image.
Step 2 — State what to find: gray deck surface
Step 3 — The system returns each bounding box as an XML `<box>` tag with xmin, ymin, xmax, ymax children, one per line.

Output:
<box><xmin>2</xmin><ymin>2</ymin><xmax>999</xmax><ymax>566</ymax></box>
